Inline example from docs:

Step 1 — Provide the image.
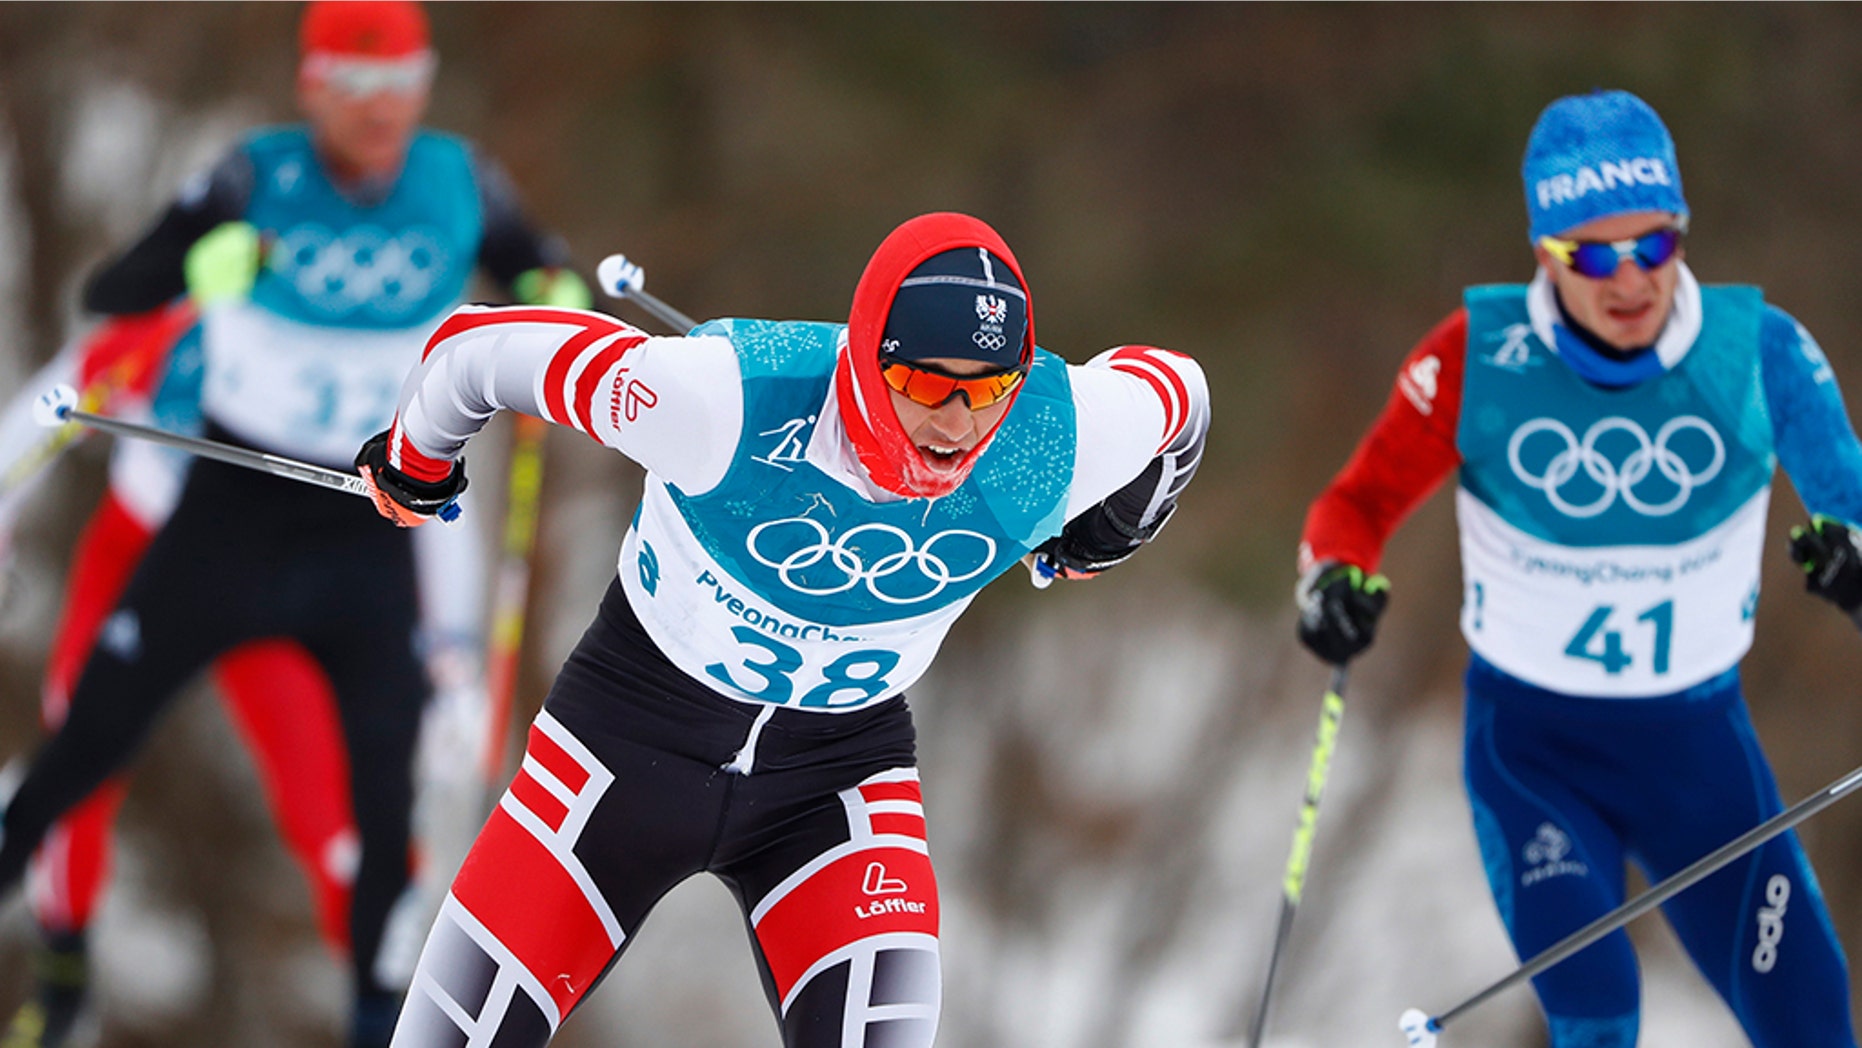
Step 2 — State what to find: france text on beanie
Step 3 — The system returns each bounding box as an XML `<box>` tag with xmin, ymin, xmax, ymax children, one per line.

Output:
<box><xmin>1522</xmin><ymin>89</ymin><xmax>1687</xmax><ymax>241</ymax></box>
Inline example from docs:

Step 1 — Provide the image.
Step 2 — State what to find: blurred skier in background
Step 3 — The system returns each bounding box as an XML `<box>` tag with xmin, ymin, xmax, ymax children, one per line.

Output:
<box><xmin>1296</xmin><ymin>89</ymin><xmax>1862</xmax><ymax>1046</ymax></box>
<box><xmin>0</xmin><ymin>2</ymin><xmax>593</xmax><ymax>1045</ymax></box>
<box><xmin>0</xmin><ymin>307</ymin><xmax>365</xmax><ymax>1048</ymax></box>
<box><xmin>355</xmin><ymin>211</ymin><xmax>1209</xmax><ymax>1048</ymax></box>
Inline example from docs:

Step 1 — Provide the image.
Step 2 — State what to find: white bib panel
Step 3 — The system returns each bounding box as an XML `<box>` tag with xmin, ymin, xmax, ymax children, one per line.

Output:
<box><xmin>201</xmin><ymin>302</ymin><xmax>431</xmax><ymax>466</ymax></box>
<box><xmin>619</xmin><ymin>479</ymin><xmax>973</xmax><ymax>711</ymax></box>
<box><xmin>1457</xmin><ymin>484</ymin><xmax>1768</xmax><ymax>696</ymax></box>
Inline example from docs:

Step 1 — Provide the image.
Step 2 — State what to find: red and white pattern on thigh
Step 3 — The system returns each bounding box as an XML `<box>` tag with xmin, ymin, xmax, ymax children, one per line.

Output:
<box><xmin>750</xmin><ymin>767</ymin><xmax>940</xmax><ymax>1010</ymax></box>
<box><xmin>451</xmin><ymin>709</ymin><xmax>623</xmax><ymax>1020</ymax></box>
<box><xmin>405</xmin><ymin>891</ymin><xmax>563</xmax><ymax>1043</ymax></box>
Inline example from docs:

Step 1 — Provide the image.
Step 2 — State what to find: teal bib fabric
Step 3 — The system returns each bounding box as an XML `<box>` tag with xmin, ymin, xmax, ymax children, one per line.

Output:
<box><xmin>243</xmin><ymin>127</ymin><xmax>481</xmax><ymax>330</ymax></box>
<box><xmin>1457</xmin><ymin>284</ymin><xmax>1774</xmax><ymax>546</ymax></box>
<box><xmin>667</xmin><ymin>319</ymin><xmax>1074</xmax><ymax>628</ymax></box>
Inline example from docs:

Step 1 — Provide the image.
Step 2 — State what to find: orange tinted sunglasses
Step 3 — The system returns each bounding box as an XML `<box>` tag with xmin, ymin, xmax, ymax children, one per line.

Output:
<box><xmin>880</xmin><ymin>357</ymin><xmax>1027</xmax><ymax>409</ymax></box>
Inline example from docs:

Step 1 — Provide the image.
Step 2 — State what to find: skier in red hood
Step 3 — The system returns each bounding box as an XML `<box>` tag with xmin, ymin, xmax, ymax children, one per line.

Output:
<box><xmin>354</xmin><ymin>211</ymin><xmax>1210</xmax><ymax>1047</ymax></box>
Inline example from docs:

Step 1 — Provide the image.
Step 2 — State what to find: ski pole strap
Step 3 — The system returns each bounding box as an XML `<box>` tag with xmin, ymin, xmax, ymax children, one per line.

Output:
<box><xmin>1432</xmin><ymin>759</ymin><xmax>1862</xmax><ymax>1031</ymax></box>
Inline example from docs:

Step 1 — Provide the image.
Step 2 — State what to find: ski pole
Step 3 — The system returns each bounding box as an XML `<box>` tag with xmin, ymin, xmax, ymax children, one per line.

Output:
<box><xmin>1399</xmin><ymin>759</ymin><xmax>1862</xmax><ymax>1046</ymax></box>
<box><xmin>481</xmin><ymin>412</ymin><xmax>547</xmax><ymax>786</ymax></box>
<box><xmin>1244</xmin><ymin>664</ymin><xmax>1349</xmax><ymax>1048</ymax></box>
<box><xmin>31</xmin><ymin>383</ymin><xmax>461</xmax><ymax>523</ymax></box>
<box><xmin>596</xmin><ymin>254</ymin><xmax>698</xmax><ymax>333</ymax></box>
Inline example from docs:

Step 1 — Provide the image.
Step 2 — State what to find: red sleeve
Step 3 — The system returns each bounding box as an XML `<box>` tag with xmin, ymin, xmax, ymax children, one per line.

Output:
<box><xmin>1298</xmin><ymin>309</ymin><xmax>1467</xmax><ymax>574</ymax></box>
<box><xmin>78</xmin><ymin>303</ymin><xmax>197</xmax><ymax>404</ymax></box>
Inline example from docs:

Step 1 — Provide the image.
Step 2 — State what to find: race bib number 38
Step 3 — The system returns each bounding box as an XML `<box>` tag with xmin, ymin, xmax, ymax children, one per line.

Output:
<box><xmin>619</xmin><ymin>483</ymin><xmax>969</xmax><ymax>711</ymax></box>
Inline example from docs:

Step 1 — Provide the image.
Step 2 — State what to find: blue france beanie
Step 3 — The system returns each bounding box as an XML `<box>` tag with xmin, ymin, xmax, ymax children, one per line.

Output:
<box><xmin>1522</xmin><ymin>90</ymin><xmax>1687</xmax><ymax>241</ymax></box>
<box><xmin>880</xmin><ymin>247</ymin><xmax>1029</xmax><ymax>368</ymax></box>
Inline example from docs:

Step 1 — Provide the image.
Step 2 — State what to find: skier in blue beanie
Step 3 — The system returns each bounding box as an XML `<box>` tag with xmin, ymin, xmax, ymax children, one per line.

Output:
<box><xmin>1300</xmin><ymin>89</ymin><xmax>1862</xmax><ymax>1046</ymax></box>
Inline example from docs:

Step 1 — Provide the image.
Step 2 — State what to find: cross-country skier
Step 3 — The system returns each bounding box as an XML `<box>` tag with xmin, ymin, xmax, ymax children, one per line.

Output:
<box><xmin>0</xmin><ymin>3</ymin><xmax>594</xmax><ymax>1045</ymax></box>
<box><xmin>1297</xmin><ymin>89</ymin><xmax>1862</xmax><ymax>1047</ymax></box>
<box><xmin>353</xmin><ymin>210</ymin><xmax>1209</xmax><ymax>1047</ymax></box>
<box><xmin>0</xmin><ymin>302</ymin><xmax>494</xmax><ymax>1048</ymax></box>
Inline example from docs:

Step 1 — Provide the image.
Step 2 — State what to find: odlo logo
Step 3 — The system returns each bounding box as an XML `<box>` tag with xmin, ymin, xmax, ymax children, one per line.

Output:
<box><xmin>1752</xmin><ymin>874</ymin><xmax>1791</xmax><ymax>974</ymax></box>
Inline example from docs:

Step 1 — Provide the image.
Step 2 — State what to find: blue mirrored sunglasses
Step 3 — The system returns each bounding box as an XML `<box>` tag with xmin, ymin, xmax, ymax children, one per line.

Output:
<box><xmin>1539</xmin><ymin>225</ymin><xmax>1686</xmax><ymax>279</ymax></box>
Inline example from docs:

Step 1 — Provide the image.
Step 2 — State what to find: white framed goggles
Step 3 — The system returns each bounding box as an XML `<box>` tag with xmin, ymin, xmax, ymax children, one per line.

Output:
<box><xmin>303</xmin><ymin>49</ymin><xmax>437</xmax><ymax>98</ymax></box>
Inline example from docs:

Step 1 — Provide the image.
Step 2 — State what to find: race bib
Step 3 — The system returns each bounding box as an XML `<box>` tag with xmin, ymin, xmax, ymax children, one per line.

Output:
<box><xmin>1457</xmin><ymin>485</ymin><xmax>1768</xmax><ymax>696</ymax></box>
<box><xmin>620</xmin><ymin>481</ymin><xmax>969</xmax><ymax>711</ymax></box>
<box><xmin>201</xmin><ymin>302</ymin><xmax>429</xmax><ymax>466</ymax></box>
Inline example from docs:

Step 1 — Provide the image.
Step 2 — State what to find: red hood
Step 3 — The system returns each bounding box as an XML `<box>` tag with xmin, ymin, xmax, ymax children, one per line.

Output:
<box><xmin>836</xmin><ymin>212</ymin><xmax>1035</xmax><ymax>499</ymax></box>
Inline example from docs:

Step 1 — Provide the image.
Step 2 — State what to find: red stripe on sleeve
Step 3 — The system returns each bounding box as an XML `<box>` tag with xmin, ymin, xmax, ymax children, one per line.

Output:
<box><xmin>390</xmin><ymin>418</ymin><xmax>454</xmax><ymax>483</ymax></box>
<box><xmin>570</xmin><ymin>335</ymin><xmax>647</xmax><ymax>439</ymax></box>
<box><xmin>1300</xmin><ymin>309</ymin><xmax>1467</xmax><ymax>573</ymax></box>
<box><xmin>1107</xmin><ymin>346</ymin><xmax>1192</xmax><ymax>452</ymax></box>
<box><xmin>421</xmin><ymin>306</ymin><xmax>628</xmax><ymax>363</ymax></box>
<box><xmin>393</xmin><ymin>307</ymin><xmax>639</xmax><ymax>479</ymax></box>
<box><xmin>78</xmin><ymin>305</ymin><xmax>197</xmax><ymax>398</ymax></box>
<box><xmin>541</xmin><ymin>321</ymin><xmax>634</xmax><ymax>427</ymax></box>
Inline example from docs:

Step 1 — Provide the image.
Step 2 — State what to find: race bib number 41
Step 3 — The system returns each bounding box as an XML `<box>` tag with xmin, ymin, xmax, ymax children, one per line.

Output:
<box><xmin>1456</xmin><ymin>486</ymin><xmax>1767</xmax><ymax>697</ymax></box>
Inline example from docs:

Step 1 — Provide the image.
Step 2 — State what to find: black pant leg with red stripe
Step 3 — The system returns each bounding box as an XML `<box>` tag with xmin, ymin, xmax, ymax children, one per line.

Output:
<box><xmin>0</xmin><ymin>458</ymin><xmax>428</xmax><ymax>1008</ymax></box>
<box><xmin>392</xmin><ymin>578</ymin><xmax>941</xmax><ymax>1048</ymax></box>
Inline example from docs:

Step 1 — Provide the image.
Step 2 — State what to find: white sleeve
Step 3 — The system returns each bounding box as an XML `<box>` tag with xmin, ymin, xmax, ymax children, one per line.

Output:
<box><xmin>390</xmin><ymin>305</ymin><xmax>744</xmax><ymax>496</ymax></box>
<box><xmin>1063</xmin><ymin>346</ymin><xmax>1210</xmax><ymax>521</ymax></box>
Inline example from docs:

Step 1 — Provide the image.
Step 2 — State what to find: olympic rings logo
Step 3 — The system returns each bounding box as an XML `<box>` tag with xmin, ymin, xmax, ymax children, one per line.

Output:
<box><xmin>272</xmin><ymin>224</ymin><xmax>449</xmax><ymax>318</ymax></box>
<box><xmin>1507</xmin><ymin>414</ymin><xmax>1725</xmax><ymax>518</ymax></box>
<box><xmin>973</xmin><ymin>330</ymin><xmax>1007</xmax><ymax>352</ymax></box>
<box><xmin>746</xmin><ymin>518</ymin><xmax>996</xmax><ymax>604</ymax></box>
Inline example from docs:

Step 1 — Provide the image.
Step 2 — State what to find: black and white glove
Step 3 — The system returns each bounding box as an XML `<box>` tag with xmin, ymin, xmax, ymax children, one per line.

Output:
<box><xmin>355</xmin><ymin>429</ymin><xmax>468</xmax><ymax>528</ymax></box>
<box><xmin>1789</xmin><ymin>515</ymin><xmax>1862</xmax><ymax>624</ymax></box>
<box><xmin>1295</xmin><ymin>561</ymin><xmax>1390</xmax><ymax>666</ymax></box>
<box><xmin>1029</xmin><ymin>501</ymin><xmax>1173</xmax><ymax>586</ymax></box>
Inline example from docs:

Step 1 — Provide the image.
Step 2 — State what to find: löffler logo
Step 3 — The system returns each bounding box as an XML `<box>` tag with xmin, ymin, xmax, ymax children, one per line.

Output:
<box><xmin>855</xmin><ymin>861</ymin><xmax>927</xmax><ymax>919</ymax></box>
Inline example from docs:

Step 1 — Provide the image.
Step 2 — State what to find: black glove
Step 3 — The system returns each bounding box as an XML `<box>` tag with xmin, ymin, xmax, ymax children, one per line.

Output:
<box><xmin>355</xmin><ymin>429</ymin><xmax>468</xmax><ymax>527</ymax></box>
<box><xmin>1296</xmin><ymin>561</ymin><xmax>1390</xmax><ymax>666</ymax></box>
<box><xmin>1789</xmin><ymin>515</ymin><xmax>1862</xmax><ymax>613</ymax></box>
<box><xmin>1030</xmin><ymin>500</ymin><xmax>1174</xmax><ymax>582</ymax></box>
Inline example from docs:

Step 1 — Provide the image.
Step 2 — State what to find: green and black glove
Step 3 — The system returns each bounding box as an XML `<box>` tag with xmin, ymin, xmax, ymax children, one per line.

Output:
<box><xmin>1789</xmin><ymin>515</ymin><xmax>1862</xmax><ymax>622</ymax></box>
<box><xmin>1295</xmin><ymin>561</ymin><xmax>1390</xmax><ymax>666</ymax></box>
<box><xmin>184</xmin><ymin>221</ymin><xmax>263</xmax><ymax>307</ymax></box>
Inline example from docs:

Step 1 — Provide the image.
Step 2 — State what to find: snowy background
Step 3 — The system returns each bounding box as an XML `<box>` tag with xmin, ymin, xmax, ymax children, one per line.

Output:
<box><xmin>4</xmin><ymin>5</ymin><xmax>1862</xmax><ymax>1046</ymax></box>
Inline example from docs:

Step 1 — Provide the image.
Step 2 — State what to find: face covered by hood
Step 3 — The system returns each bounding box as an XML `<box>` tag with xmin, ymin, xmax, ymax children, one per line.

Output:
<box><xmin>837</xmin><ymin>212</ymin><xmax>1035</xmax><ymax>499</ymax></box>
